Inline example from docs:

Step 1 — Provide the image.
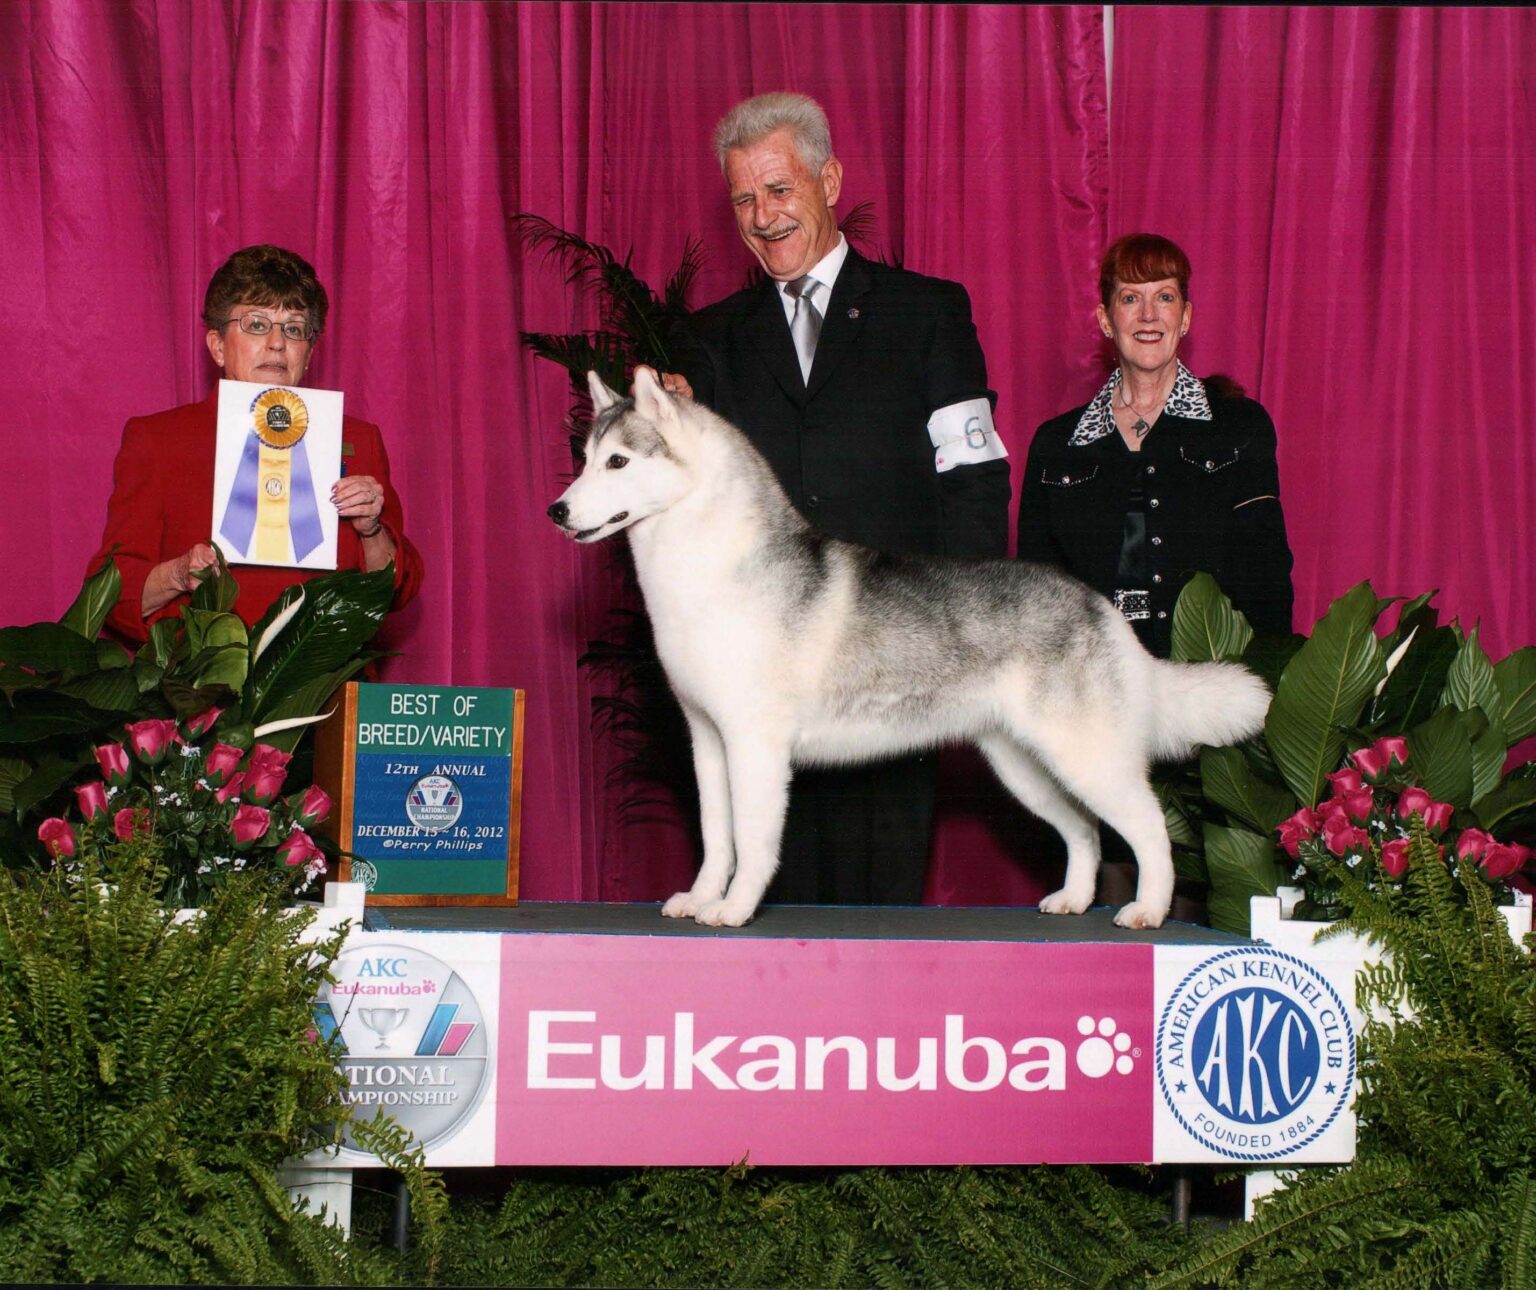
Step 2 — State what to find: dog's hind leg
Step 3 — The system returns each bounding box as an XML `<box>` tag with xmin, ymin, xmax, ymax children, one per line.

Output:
<box><xmin>663</xmin><ymin>706</ymin><xmax>737</xmax><ymax>919</ymax></box>
<box><xmin>1019</xmin><ymin>723</ymin><xmax>1174</xmax><ymax>930</ymax></box>
<box><xmin>977</xmin><ymin>734</ymin><xmax>1102</xmax><ymax>917</ymax></box>
<box><xmin>692</xmin><ymin>731</ymin><xmax>792</xmax><ymax>927</ymax></box>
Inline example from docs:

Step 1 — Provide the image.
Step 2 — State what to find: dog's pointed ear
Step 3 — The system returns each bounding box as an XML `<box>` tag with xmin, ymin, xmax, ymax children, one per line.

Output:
<box><xmin>632</xmin><ymin>364</ymin><xmax>678</xmax><ymax>427</ymax></box>
<box><xmin>587</xmin><ymin>369</ymin><xmax>620</xmax><ymax>412</ymax></box>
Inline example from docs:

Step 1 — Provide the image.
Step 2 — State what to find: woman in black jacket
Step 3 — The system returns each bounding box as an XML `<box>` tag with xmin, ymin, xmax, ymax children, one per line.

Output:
<box><xmin>1018</xmin><ymin>233</ymin><xmax>1294</xmax><ymax>657</ymax></box>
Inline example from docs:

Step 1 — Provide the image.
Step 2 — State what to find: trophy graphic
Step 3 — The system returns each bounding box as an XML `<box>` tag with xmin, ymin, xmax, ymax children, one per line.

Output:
<box><xmin>358</xmin><ymin>1006</ymin><xmax>411</xmax><ymax>1051</ymax></box>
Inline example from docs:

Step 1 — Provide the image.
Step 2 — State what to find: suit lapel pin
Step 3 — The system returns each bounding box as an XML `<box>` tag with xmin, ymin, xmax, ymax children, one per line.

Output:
<box><xmin>846</xmin><ymin>307</ymin><xmax>861</xmax><ymax>319</ymax></box>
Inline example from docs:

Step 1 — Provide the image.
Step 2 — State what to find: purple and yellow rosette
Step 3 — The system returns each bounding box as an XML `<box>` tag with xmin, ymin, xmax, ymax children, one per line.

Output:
<box><xmin>220</xmin><ymin>388</ymin><xmax>325</xmax><ymax>563</ymax></box>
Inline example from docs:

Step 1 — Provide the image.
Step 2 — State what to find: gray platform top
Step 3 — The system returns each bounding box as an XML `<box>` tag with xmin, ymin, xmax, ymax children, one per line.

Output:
<box><xmin>364</xmin><ymin>900</ymin><xmax>1248</xmax><ymax>946</ymax></box>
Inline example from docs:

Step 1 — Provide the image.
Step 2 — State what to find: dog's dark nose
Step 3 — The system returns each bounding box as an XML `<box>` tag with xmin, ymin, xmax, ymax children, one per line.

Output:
<box><xmin>547</xmin><ymin>501</ymin><xmax>568</xmax><ymax>526</ymax></box>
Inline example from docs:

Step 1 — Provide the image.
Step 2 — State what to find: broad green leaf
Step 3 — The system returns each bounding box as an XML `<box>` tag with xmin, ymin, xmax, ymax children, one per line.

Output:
<box><xmin>1199</xmin><ymin>745</ymin><xmax>1297</xmax><ymax>834</ymax></box>
<box><xmin>1371</xmin><ymin>622</ymin><xmax>1458</xmax><ymax>732</ymax></box>
<box><xmin>1493</xmin><ymin>647</ymin><xmax>1536</xmax><ymax>744</ymax></box>
<box><xmin>59</xmin><ymin>555</ymin><xmax>123</xmax><ymax>640</ymax></box>
<box><xmin>1170</xmin><ymin>573</ymin><xmax>1253</xmax><ymax>663</ymax></box>
<box><xmin>244</xmin><ymin>567</ymin><xmax>394</xmax><ymax>722</ymax></box>
<box><xmin>0</xmin><ymin>624</ymin><xmax>100</xmax><ymax>676</ymax></box>
<box><xmin>0</xmin><ymin>692</ymin><xmax>126</xmax><ymax>744</ymax></box>
<box><xmin>1473</xmin><ymin>776</ymin><xmax>1536</xmax><ymax>832</ymax></box>
<box><xmin>141</xmin><ymin>618</ymin><xmax>181</xmax><ymax>670</ymax></box>
<box><xmin>59</xmin><ymin>668</ymin><xmax>141</xmax><ymax>713</ymax></box>
<box><xmin>12</xmin><ymin>749</ymin><xmax>90</xmax><ymax>816</ymax></box>
<box><xmin>1239</xmin><ymin>633</ymin><xmax>1305</xmax><ymax>694</ymax></box>
<box><xmin>1154</xmin><ymin>776</ymin><xmax>1201</xmax><ymax>849</ymax></box>
<box><xmin>1469</xmin><ymin>706</ymin><xmax>1507</xmax><ymax>806</ymax></box>
<box><xmin>0</xmin><ymin>757</ymin><xmax>27</xmax><ymax>814</ymax></box>
<box><xmin>189</xmin><ymin>551</ymin><xmax>238</xmax><ymax>614</ymax></box>
<box><xmin>1379</xmin><ymin>592</ymin><xmax>1438</xmax><ymax>654</ymax></box>
<box><xmin>1407</xmin><ymin>705</ymin><xmax>1476</xmax><ymax>809</ymax></box>
<box><xmin>95</xmin><ymin>639</ymin><xmax>132</xmax><ymax>670</ymax></box>
<box><xmin>1172</xmin><ymin>849</ymin><xmax>1210</xmax><ymax>885</ymax></box>
<box><xmin>183</xmin><ymin>609</ymin><xmax>247</xmax><ymax>658</ymax></box>
<box><xmin>1442</xmin><ymin>626</ymin><xmax>1500</xmax><ymax>714</ymax></box>
<box><xmin>1265</xmin><ymin>582</ymin><xmax>1385</xmax><ymax>806</ymax></box>
<box><xmin>1203</xmin><ymin>823</ymin><xmax>1286</xmax><ymax>936</ymax></box>
<box><xmin>132</xmin><ymin>655</ymin><xmax>166</xmax><ymax>695</ymax></box>
<box><xmin>192</xmin><ymin>643</ymin><xmax>249</xmax><ymax>692</ymax></box>
<box><xmin>249</xmin><ymin>659</ymin><xmax>378</xmax><ymax>750</ymax></box>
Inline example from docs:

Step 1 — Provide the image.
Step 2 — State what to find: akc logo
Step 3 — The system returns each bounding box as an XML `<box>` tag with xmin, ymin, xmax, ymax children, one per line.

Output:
<box><xmin>316</xmin><ymin>942</ymin><xmax>490</xmax><ymax>1151</ymax></box>
<box><xmin>1155</xmin><ymin>947</ymin><xmax>1354</xmax><ymax>1160</ymax></box>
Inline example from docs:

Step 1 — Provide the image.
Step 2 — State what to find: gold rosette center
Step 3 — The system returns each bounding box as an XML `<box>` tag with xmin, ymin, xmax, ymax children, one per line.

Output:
<box><xmin>251</xmin><ymin>388</ymin><xmax>310</xmax><ymax>449</ymax></box>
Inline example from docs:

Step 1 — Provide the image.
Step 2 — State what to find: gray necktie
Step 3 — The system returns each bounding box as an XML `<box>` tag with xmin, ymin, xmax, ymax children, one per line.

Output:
<box><xmin>785</xmin><ymin>275</ymin><xmax>823</xmax><ymax>382</ymax></box>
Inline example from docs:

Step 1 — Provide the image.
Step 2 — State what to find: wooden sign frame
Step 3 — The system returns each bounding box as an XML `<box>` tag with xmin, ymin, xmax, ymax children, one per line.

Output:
<box><xmin>314</xmin><ymin>681</ymin><xmax>525</xmax><ymax>906</ymax></box>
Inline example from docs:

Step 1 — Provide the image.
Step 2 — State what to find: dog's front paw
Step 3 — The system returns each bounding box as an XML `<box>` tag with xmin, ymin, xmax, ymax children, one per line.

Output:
<box><xmin>693</xmin><ymin>898</ymin><xmax>756</xmax><ymax>928</ymax></box>
<box><xmin>1113</xmin><ymin>900</ymin><xmax>1169</xmax><ymax>930</ymax></box>
<box><xmin>1040</xmin><ymin>886</ymin><xmax>1092</xmax><ymax>916</ymax></box>
<box><xmin>662</xmin><ymin>891</ymin><xmax>705</xmax><ymax>918</ymax></box>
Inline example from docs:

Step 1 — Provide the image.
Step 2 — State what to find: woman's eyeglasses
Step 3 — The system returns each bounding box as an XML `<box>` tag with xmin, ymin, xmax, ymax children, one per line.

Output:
<box><xmin>220</xmin><ymin>314</ymin><xmax>315</xmax><ymax>342</ymax></box>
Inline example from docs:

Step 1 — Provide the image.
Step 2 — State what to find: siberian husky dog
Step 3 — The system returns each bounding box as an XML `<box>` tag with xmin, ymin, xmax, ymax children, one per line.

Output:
<box><xmin>549</xmin><ymin>368</ymin><xmax>1269</xmax><ymax>930</ymax></box>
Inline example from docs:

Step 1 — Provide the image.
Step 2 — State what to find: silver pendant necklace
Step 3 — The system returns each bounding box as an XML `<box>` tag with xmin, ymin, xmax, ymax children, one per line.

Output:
<box><xmin>1118</xmin><ymin>379</ymin><xmax>1168</xmax><ymax>438</ymax></box>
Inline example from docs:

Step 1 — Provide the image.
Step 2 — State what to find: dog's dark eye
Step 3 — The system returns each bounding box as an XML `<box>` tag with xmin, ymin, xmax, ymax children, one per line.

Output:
<box><xmin>606</xmin><ymin>454</ymin><xmax>628</xmax><ymax>470</ymax></box>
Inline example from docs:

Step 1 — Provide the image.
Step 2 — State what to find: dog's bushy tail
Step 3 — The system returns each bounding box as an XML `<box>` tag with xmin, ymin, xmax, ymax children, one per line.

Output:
<box><xmin>1148</xmin><ymin>659</ymin><xmax>1271</xmax><ymax>760</ymax></box>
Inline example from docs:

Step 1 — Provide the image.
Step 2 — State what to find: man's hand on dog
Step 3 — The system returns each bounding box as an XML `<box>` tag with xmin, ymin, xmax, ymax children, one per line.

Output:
<box><xmin>632</xmin><ymin>365</ymin><xmax>693</xmax><ymax>401</ymax></box>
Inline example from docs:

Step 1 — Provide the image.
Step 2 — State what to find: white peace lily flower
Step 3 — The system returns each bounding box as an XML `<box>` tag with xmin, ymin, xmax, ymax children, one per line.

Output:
<box><xmin>253</xmin><ymin>708</ymin><xmax>337</xmax><ymax>740</ymax></box>
<box><xmin>1374</xmin><ymin>625</ymin><xmax>1419</xmax><ymax>698</ymax></box>
<box><xmin>252</xmin><ymin>588</ymin><xmax>305</xmax><ymax>663</ymax></box>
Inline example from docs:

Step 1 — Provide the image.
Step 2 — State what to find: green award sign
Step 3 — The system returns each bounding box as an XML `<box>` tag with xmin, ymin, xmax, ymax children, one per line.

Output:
<box><xmin>316</xmin><ymin>682</ymin><xmax>525</xmax><ymax>905</ymax></box>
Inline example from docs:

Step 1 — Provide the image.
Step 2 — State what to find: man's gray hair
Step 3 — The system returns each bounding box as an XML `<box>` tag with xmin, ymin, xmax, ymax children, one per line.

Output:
<box><xmin>714</xmin><ymin>92</ymin><xmax>834</xmax><ymax>175</ymax></box>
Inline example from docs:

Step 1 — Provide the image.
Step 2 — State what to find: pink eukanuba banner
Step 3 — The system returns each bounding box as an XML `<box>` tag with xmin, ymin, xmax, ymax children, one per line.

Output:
<box><xmin>496</xmin><ymin>935</ymin><xmax>1155</xmax><ymax>1166</ymax></box>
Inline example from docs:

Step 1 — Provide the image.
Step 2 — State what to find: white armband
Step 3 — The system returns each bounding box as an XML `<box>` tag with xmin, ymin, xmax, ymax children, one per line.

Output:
<box><xmin>926</xmin><ymin>398</ymin><xmax>1007</xmax><ymax>473</ymax></box>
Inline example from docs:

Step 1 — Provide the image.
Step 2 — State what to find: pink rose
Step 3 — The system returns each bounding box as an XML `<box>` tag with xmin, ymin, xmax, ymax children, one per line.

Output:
<box><xmin>246</xmin><ymin>743</ymin><xmax>293</xmax><ymax>776</ymax></box>
<box><xmin>213</xmin><ymin>771</ymin><xmax>245</xmax><ymax>805</ymax></box>
<box><xmin>242</xmin><ymin>744</ymin><xmax>292</xmax><ymax>805</ymax></box>
<box><xmin>1455</xmin><ymin>829</ymin><xmax>1495</xmax><ymax>862</ymax></box>
<box><xmin>276</xmin><ymin>827</ymin><xmax>323</xmax><ymax>869</ymax></box>
<box><xmin>230</xmin><ymin>803</ymin><xmax>272</xmax><ymax>850</ymax></box>
<box><xmin>113</xmin><ymin>807</ymin><xmax>150</xmax><ymax>841</ymax></box>
<box><xmin>37</xmin><ymin>817</ymin><xmax>75</xmax><ymax>859</ymax></box>
<box><xmin>74</xmin><ymin>781</ymin><xmax>109</xmax><ymax>820</ymax></box>
<box><xmin>124</xmin><ymin>718</ymin><xmax>180</xmax><ymax>765</ymax></box>
<box><xmin>202</xmin><ymin>742</ymin><xmax>245</xmax><ymax>787</ymax></box>
<box><xmin>292</xmin><ymin>784</ymin><xmax>333</xmax><ymax>828</ymax></box>
<box><xmin>1481</xmin><ymin>842</ymin><xmax>1531</xmax><ymax>883</ymax></box>
<box><xmin>1380</xmin><ymin>838</ymin><xmax>1412</xmax><ymax>878</ymax></box>
<box><xmin>1337</xmin><ymin>789</ymin><xmax>1375</xmax><ymax>824</ymax></box>
<box><xmin>1423</xmin><ymin>801</ymin><xmax>1454</xmax><ymax>834</ymax></box>
<box><xmin>1397</xmin><ymin>788</ymin><xmax>1454</xmax><ymax>835</ymax></box>
<box><xmin>1322</xmin><ymin>813</ymin><xmax>1371</xmax><ymax>857</ymax></box>
<box><xmin>243</xmin><ymin>766</ymin><xmax>288</xmax><ymax>806</ymax></box>
<box><xmin>182</xmin><ymin>707</ymin><xmax>223</xmax><ymax>739</ymax></box>
<box><xmin>1325</xmin><ymin>769</ymin><xmax>1366</xmax><ymax>798</ymax></box>
<box><xmin>94</xmin><ymin>742</ymin><xmax>132</xmax><ymax>788</ymax></box>
<box><xmin>1351</xmin><ymin>737</ymin><xmax>1409</xmax><ymax>783</ymax></box>
<box><xmin>1276</xmin><ymin>807</ymin><xmax>1322</xmax><ymax>859</ymax></box>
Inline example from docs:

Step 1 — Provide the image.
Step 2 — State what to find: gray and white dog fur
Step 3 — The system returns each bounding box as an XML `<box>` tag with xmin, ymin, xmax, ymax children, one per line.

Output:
<box><xmin>549</xmin><ymin>368</ymin><xmax>1270</xmax><ymax>930</ymax></box>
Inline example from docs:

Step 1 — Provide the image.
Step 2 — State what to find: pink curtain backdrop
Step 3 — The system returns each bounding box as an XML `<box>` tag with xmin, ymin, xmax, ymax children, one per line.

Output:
<box><xmin>1</xmin><ymin>3</ymin><xmax>1530</xmax><ymax>904</ymax></box>
<box><xmin>1109</xmin><ymin>5</ymin><xmax>1536</xmax><ymax>652</ymax></box>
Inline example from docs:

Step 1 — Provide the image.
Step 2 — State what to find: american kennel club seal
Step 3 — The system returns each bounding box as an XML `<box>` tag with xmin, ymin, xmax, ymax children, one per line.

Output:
<box><xmin>315</xmin><ymin>942</ymin><xmax>490</xmax><ymax>1151</ymax></box>
<box><xmin>1156</xmin><ymin>947</ymin><xmax>1355</xmax><ymax>1161</ymax></box>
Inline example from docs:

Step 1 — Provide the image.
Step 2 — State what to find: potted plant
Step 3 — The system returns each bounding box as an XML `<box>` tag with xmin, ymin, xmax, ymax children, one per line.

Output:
<box><xmin>1157</xmin><ymin>577</ymin><xmax>1536</xmax><ymax>933</ymax></box>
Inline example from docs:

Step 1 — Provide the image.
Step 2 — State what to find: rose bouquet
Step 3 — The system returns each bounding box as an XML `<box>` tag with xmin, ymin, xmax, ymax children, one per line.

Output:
<box><xmin>1276</xmin><ymin>735</ymin><xmax>1532</xmax><ymax>921</ymax></box>
<box><xmin>34</xmin><ymin>710</ymin><xmax>333</xmax><ymax>908</ymax></box>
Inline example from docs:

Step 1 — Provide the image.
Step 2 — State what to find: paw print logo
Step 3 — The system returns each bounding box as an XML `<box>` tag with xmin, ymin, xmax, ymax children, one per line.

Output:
<box><xmin>1075</xmin><ymin>1016</ymin><xmax>1137</xmax><ymax>1077</ymax></box>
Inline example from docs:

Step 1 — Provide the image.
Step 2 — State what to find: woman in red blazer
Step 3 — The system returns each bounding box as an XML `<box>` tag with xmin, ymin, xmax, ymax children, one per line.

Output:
<box><xmin>90</xmin><ymin>245</ymin><xmax>423</xmax><ymax>644</ymax></box>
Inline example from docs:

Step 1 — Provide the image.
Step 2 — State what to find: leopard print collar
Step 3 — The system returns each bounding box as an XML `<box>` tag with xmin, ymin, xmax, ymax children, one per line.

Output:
<box><xmin>1069</xmin><ymin>360</ymin><xmax>1212</xmax><ymax>447</ymax></box>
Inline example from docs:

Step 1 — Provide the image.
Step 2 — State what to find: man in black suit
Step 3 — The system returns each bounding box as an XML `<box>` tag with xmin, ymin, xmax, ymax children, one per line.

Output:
<box><xmin>665</xmin><ymin>91</ymin><xmax>1011</xmax><ymax>906</ymax></box>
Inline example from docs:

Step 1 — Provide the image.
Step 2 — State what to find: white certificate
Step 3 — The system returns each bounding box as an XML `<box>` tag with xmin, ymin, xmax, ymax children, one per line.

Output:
<box><xmin>211</xmin><ymin>379</ymin><xmax>344</xmax><ymax>570</ymax></box>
